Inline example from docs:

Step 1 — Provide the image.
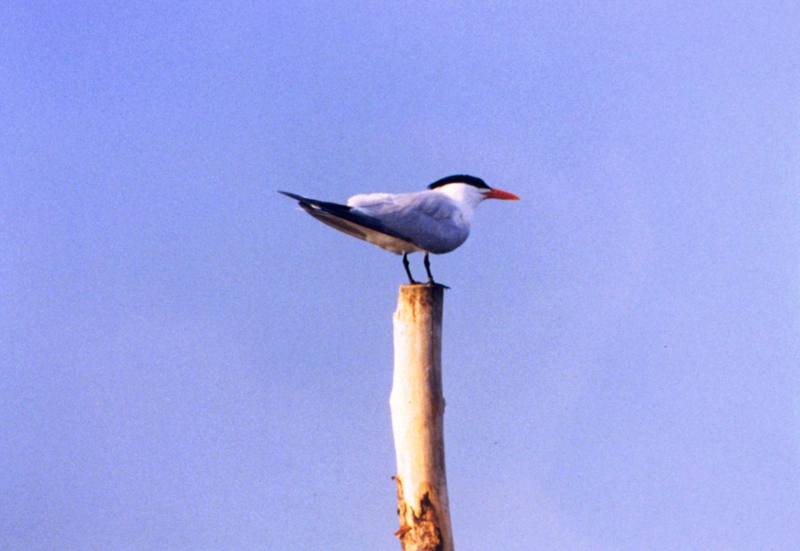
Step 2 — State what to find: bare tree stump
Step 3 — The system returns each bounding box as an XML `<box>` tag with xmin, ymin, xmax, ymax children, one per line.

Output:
<box><xmin>390</xmin><ymin>284</ymin><xmax>453</xmax><ymax>551</ymax></box>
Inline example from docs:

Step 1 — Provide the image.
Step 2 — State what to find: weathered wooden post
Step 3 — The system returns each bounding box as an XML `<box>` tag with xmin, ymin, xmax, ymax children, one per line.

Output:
<box><xmin>390</xmin><ymin>284</ymin><xmax>453</xmax><ymax>551</ymax></box>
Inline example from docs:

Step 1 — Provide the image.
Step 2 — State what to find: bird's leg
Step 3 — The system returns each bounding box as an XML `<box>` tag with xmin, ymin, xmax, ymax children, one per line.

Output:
<box><xmin>423</xmin><ymin>253</ymin><xmax>434</xmax><ymax>282</ymax></box>
<box><xmin>424</xmin><ymin>253</ymin><xmax>449</xmax><ymax>289</ymax></box>
<box><xmin>402</xmin><ymin>253</ymin><xmax>418</xmax><ymax>284</ymax></box>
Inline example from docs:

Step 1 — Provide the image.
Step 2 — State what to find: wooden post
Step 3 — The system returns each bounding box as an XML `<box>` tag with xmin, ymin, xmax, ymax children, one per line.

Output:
<box><xmin>390</xmin><ymin>284</ymin><xmax>453</xmax><ymax>551</ymax></box>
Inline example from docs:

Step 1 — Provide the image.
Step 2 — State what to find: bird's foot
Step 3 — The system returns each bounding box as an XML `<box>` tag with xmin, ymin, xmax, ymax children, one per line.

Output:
<box><xmin>426</xmin><ymin>280</ymin><xmax>450</xmax><ymax>290</ymax></box>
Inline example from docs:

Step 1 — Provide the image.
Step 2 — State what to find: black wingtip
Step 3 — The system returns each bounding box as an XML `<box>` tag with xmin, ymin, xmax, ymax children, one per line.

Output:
<box><xmin>278</xmin><ymin>190</ymin><xmax>305</xmax><ymax>202</ymax></box>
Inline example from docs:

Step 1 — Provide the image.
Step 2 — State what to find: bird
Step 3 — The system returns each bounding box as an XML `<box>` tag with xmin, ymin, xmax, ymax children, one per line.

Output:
<box><xmin>279</xmin><ymin>174</ymin><xmax>519</xmax><ymax>286</ymax></box>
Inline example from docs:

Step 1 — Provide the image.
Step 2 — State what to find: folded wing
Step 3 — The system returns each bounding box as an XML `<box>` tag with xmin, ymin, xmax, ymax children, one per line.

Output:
<box><xmin>280</xmin><ymin>190</ymin><xmax>470</xmax><ymax>255</ymax></box>
<box><xmin>348</xmin><ymin>192</ymin><xmax>469</xmax><ymax>254</ymax></box>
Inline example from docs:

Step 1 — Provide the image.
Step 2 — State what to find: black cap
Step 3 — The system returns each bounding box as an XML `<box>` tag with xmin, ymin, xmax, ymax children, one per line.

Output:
<box><xmin>427</xmin><ymin>175</ymin><xmax>489</xmax><ymax>190</ymax></box>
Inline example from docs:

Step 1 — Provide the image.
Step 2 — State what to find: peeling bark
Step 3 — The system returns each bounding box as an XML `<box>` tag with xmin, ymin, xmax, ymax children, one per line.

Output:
<box><xmin>394</xmin><ymin>477</ymin><xmax>445</xmax><ymax>551</ymax></box>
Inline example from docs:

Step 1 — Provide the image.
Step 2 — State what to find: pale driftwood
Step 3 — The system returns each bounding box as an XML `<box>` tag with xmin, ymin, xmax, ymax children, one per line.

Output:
<box><xmin>390</xmin><ymin>284</ymin><xmax>453</xmax><ymax>551</ymax></box>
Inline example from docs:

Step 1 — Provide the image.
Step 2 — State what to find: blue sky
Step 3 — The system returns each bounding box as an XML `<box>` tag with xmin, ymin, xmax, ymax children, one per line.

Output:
<box><xmin>2</xmin><ymin>2</ymin><xmax>799</xmax><ymax>549</ymax></box>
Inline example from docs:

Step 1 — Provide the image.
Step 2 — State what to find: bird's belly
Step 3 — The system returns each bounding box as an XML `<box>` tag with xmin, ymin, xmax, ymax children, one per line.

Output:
<box><xmin>369</xmin><ymin>234</ymin><xmax>424</xmax><ymax>254</ymax></box>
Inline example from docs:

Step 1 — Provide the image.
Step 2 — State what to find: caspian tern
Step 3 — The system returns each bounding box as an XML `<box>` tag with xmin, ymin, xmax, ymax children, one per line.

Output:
<box><xmin>279</xmin><ymin>175</ymin><xmax>519</xmax><ymax>286</ymax></box>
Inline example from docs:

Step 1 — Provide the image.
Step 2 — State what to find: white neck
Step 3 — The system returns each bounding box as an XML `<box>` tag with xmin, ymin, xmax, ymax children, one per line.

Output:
<box><xmin>433</xmin><ymin>184</ymin><xmax>486</xmax><ymax>219</ymax></box>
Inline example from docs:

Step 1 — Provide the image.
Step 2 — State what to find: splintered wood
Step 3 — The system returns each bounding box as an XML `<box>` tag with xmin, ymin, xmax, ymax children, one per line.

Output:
<box><xmin>390</xmin><ymin>285</ymin><xmax>453</xmax><ymax>551</ymax></box>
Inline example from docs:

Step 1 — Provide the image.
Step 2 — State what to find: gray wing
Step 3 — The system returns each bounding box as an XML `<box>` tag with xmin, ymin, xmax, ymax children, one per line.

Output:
<box><xmin>350</xmin><ymin>192</ymin><xmax>469</xmax><ymax>254</ymax></box>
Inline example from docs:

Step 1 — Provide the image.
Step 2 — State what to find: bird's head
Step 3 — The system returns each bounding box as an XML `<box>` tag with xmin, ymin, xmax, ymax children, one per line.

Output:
<box><xmin>427</xmin><ymin>175</ymin><xmax>520</xmax><ymax>208</ymax></box>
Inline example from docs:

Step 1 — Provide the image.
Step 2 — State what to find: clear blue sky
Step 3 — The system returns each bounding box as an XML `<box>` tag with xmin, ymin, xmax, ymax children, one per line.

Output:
<box><xmin>2</xmin><ymin>2</ymin><xmax>799</xmax><ymax>549</ymax></box>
